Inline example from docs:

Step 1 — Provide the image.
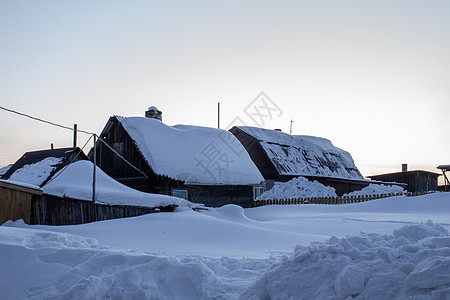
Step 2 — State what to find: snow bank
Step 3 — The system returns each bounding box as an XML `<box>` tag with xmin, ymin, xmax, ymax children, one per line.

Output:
<box><xmin>345</xmin><ymin>183</ymin><xmax>405</xmax><ymax>197</ymax></box>
<box><xmin>257</xmin><ymin>178</ymin><xmax>405</xmax><ymax>200</ymax></box>
<box><xmin>8</xmin><ymin>157</ymin><xmax>62</xmax><ymax>186</ymax></box>
<box><xmin>257</xmin><ymin>176</ymin><xmax>337</xmax><ymax>200</ymax></box>
<box><xmin>117</xmin><ymin>117</ymin><xmax>264</xmax><ymax>185</ymax></box>
<box><xmin>2</xmin><ymin>220</ymin><xmax>449</xmax><ymax>299</ymax></box>
<box><xmin>0</xmin><ymin>225</ymin><xmax>272</xmax><ymax>300</ymax></box>
<box><xmin>242</xmin><ymin>221</ymin><xmax>450</xmax><ymax>299</ymax></box>
<box><xmin>42</xmin><ymin>160</ymin><xmax>189</xmax><ymax>208</ymax></box>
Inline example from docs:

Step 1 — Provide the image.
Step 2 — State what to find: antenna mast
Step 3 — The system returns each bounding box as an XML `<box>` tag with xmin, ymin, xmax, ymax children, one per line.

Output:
<box><xmin>218</xmin><ymin>102</ymin><xmax>220</xmax><ymax>129</ymax></box>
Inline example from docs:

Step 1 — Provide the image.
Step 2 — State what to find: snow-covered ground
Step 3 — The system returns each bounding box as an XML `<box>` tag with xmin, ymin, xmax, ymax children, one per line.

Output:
<box><xmin>1</xmin><ymin>192</ymin><xmax>450</xmax><ymax>299</ymax></box>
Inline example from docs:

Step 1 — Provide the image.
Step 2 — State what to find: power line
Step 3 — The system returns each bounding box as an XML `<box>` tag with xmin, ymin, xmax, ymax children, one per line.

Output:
<box><xmin>44</xmin><ymin>134</ymin><xmax>94</xmax><ymax>186</ymax></box>
<box><xmin>1</xmin><ymin>105</ymin><xmax>149</xmax><ymax>185</ymax></box>
<box><xmin>97</xmin><ymin>138</ymin><xmax>149</xmax><ymax>178</ymax></box>
<box><xmin>0</xmin><ymin>106</ymin><xmax>95</xmax><ymax>135</ymax></box>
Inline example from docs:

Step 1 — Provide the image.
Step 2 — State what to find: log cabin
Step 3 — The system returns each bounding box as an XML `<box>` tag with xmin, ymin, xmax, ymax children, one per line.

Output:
<box><xmin>90</xmin><ymin>107</ymin><xmax>265</xmax><ymax>208</ymax></box>
<box><xmin>229</xmin><ymin>126</ymin><xmax>372</xmax><ymax>196</ymax></box>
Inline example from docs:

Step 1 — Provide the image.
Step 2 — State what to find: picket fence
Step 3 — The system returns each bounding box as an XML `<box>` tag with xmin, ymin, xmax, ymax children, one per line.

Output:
<box><xmin>252</xmin><ymin>191</ymin><xmax>430</xmax><ymax>207</ymax></box>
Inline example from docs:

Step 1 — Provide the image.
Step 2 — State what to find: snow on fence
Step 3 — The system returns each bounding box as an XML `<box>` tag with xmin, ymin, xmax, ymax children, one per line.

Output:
<box><xmin>252</xmin><ymin>191</ymin><xmax>431</xmax><ymax>207</ymax></box>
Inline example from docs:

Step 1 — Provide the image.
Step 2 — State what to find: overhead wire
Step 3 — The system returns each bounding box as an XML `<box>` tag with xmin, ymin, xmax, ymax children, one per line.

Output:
<box><xmin>43</xmin><ymin>134</ymin><xmax>94</xmax><ymax>186</ymax></box>
<box><xmin>97</xmin><ymin>138</ymin><xmax>149</xmax><ymax>178</ymax></box>
<box><xmin>0</xmin><ymin>106</ymin><xmax>95</xmax><ymax>135</ymax></box>
<box><xmin>1</xmin><ymin>105</ymin><xmax>149</xmax><ymax>182</ymax></box>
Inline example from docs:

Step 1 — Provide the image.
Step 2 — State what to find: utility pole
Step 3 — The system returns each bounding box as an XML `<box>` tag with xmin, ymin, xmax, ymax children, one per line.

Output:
<box><xmin>92</xmin><ymin>134</ymin><xmax>97</xmax><ymax>204</ymax></box>
<box><xmin>73</xmin><ymin>124</ymin><xmax>78</xmax><ymax>148</ymax></box>
<box><xmin>290</xmin><ymin>118</ymin><xmax>295</xmax><ymax>135</ymax></box>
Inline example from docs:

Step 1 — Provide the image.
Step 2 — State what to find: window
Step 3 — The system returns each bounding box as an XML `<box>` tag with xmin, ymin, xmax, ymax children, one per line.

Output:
<box><xmin>172</xmin><ymin>188</ymin><xmax>189</xmax><ymax>200</ymax></box>
<box><xmin>253</xmin><ymin>186</ymin><xmax>265</xmax><ymax>201</ymax></box>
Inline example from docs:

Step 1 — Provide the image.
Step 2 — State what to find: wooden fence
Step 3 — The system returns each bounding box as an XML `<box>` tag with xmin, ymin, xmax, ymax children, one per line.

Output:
<box><xmin>1</xmin><ymin>180</ymin><xmax>176</xmax><ymax>225</ymax></box>
<box><xmin>252</xmin><ymin>191</ymin><xmax>431</xmax><ymax>207</ymax></box>
<box><xmin>30</xmin><ymin>194</ymin><xmax>176</xmax><ymax>225</ymax></box>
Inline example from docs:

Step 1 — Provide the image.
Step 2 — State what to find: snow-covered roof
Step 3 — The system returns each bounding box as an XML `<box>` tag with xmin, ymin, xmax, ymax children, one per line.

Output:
<box><xmin>0</xmin><ymin>164</ymin><xmax>12</xmax><ymax>176</ymax></box>
<box><xmin>237</xmin><ymin>126</ymin><xmax>364</xmax><ymax>180</ymax></box>
<box><xmin>43</xmin><ymin>160</ymin><xmax>188</xmax><ymax>208</ymax></box>
<box><xmin>1</xmin><ymin>148</ymin><xmax>88</xmax><ymax>187</ymax></box>
<box><xmin>437</xmin><ymin>164</ymin><xmax>450</xmax><ymax>171</ymax></box>
<box><xmin>116</xmin><ymin>117</ymin><xmax>264</xmax><ymax>185</ymax></box>
<box><xmin>7</xmin><ymin>157</ymin><xmax>62</xmax><ymax>186</ymax></box>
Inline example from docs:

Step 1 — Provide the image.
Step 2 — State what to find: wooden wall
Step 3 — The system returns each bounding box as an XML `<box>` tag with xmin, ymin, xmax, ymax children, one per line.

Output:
<box><xmin>187</xmin><ymin>184</ymin><xmax>254</xmax><ymax>208</ymax></box>
<box><xmin>0</xmin><ymin>181</ymin><xmax>42</xmax><ymax>224</ymax></box>
<box><xmin>368</xmin><ymin>171</ymin><xmax>439</xmax><ymax>192</ymax></box>
<box><xmin>0</xmin><ymin>181</ymin><xmax>176</xmax><ymax>226</ymax></box>
<box><xmin>31</xmin><ymin>195</ymin><xmax>176</xmax><ymax>225</ymax></box>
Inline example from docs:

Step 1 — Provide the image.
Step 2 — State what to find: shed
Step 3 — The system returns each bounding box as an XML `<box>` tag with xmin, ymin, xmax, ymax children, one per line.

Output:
<box><xmin>91</xmin><ymin>115</ymin><xmax>264</xmax><ymax>207</ymax></box>
<box><xmin>1</xmin><ymin>147</ymin><xmax>88</xmax><ymax>187</ymax></box>
<box><xmin>367</xmin><ymin>170</ymin><xmax>440</xmax><ymax>193</ymax></box>
<box><xmin>230</xmin><ymin>126</ymin><xmax>371</xmax><ymax>196</ymax></box>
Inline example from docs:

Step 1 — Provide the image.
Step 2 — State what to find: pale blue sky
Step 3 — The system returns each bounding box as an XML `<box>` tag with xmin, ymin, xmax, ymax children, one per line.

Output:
<box><xmin>1</xmin><ymin>0</ymin><xmax>449</xmax><ymax>180</ymax></box>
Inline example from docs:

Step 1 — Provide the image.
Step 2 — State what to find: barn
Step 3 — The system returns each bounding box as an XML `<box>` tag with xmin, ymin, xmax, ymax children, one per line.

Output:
<box><xmin>91</xmin><ymin>108</ymin><xmax>265</xmax><ymax>208</ymax></box>
<box><xmin>367</xmin><ymin>165</ymin><xmax>440</xmax><ymax>193</ymax></box>
<box><xmin>229</xmin><ymin>126</ymin><xmax>370</xmax><ymax>196</ymax></box>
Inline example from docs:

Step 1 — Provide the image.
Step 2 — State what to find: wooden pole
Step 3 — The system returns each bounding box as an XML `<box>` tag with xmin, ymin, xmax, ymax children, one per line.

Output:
<box><xmin>92</xmin><ymin>134</ymin><xmax>97</xmax><ymax>204</ymax></box>
<box><xmin>73</xmin><ymin>124</ymin><xmax>77</xmax><ymax>148</ymax></box>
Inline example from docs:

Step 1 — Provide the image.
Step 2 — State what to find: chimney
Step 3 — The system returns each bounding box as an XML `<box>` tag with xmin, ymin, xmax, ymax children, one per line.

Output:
<box><xmin>402</xmin><ymin>164</ymin><xmax>408</xmax><ymax>172</ymax></box>
<box><xmin>145</xmin><ymin>106</ymin><xmax>162</xmax><ymax>121</ymax></box>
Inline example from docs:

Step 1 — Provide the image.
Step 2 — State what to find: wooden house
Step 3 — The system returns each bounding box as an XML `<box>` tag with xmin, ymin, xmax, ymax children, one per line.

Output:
<box><xmin>367</xmin><ymin>165</ymin><xmax>440</xmax><ymax>192</ymax></box>
<box><xmin>1</xmin><ymin>147</ymin><xmax>88</xmax><ymax>187</ymax></box>
<box><xmin>229</xmin><ymin>126</ymin><xmax>371</xmax><ymax>196</ymax></box>
<box><xmin>90</xmin><ymin>109</ymin><xmax>265</xmax><ymax>208</ymax></box>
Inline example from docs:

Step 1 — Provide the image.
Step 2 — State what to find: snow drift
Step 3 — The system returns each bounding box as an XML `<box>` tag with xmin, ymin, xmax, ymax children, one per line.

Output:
<box><xmin>257</xmin><ymin>176</ymin><xmax>338</xmax><ymax>200</ymax></box>
<box><xmin>242</xmin><ymin>221</ymin><xmax>450</xmax><ymax>299</ymax></box>
<box><xmin>257</xmin><ymin>176</ymin><xmax>405</xmax><ymax>200</ymax></box>
<box><xmin>1</xmin><ymin>220</ymin><xmax>449</xmax><ymax>299</ymax></box>
<box><xmin>43</xmin><ymin>160</ymin><xmax>188</xmax><ymax>208</ymax></box>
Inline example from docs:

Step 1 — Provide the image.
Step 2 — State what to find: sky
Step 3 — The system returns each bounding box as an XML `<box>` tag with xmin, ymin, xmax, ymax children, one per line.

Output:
<box><xmin>1</xmin><ymin>0</ymin><xmax>449</xmax><ymax>182</ymax></box>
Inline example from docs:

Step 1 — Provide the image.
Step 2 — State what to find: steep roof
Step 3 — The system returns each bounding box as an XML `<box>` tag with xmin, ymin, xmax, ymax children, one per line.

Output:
<box><xmin>0</xmin><ymin>164</ymin><xmax>12</xmax><ymax>176</ymax></box>
<box><xmin>234</xmin><ymin>126</ymin><xmax>364</xmax><ymax>180</ymax></box>
<box><xmin>115</xmin><ymin>116</ymin><xmax>264</xmax><ymax>185</ymax></box>
<box><xmin>1</xmin><ymin>147</ymin><xmax>88</xmax><ymax>187</ymax></box>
